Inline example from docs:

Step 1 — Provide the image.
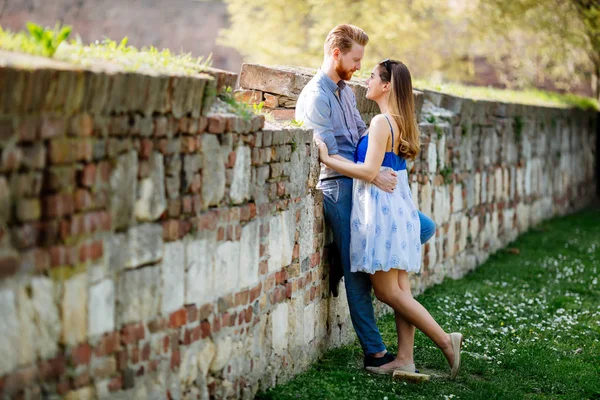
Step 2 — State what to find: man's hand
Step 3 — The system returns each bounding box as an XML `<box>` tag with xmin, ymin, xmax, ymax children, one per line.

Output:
<box><xmin>372</xmin><ymin>170</ymin><xmax>398</xmax><ymax>193</ymax></box>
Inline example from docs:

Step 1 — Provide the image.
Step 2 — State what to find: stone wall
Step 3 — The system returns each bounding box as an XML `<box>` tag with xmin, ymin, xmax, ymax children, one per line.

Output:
<box><xmin>237</xmin><ymin>63</ymin><xmax>597</xmax><ymax>293</ymax></box>
<box><xmin>0</xmin><ymin>53</ymin><xmax>596</xmax><ymax>400</ymax></box>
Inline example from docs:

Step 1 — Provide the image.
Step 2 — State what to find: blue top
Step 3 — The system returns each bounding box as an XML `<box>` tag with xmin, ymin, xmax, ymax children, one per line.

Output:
<box><xmin>354</xmin><ymin>115</ymin><xmax>407</xmax><ymax>171</ymax></box>
<box><xmin>296</xmin><ymin>69</ymin><xmax>367</xmax><ymax>180</ymax></box>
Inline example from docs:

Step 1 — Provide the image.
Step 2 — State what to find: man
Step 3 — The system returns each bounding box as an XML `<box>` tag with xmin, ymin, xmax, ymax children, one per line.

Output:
<box><xmin>295</xmin><ymin>24</ymin><xmax>436</xmax><ymax>371</ymax></box>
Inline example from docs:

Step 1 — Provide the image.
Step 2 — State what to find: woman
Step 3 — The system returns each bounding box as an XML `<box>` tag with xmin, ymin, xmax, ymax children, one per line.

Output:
<box><xmin>316</xmin><ymin>59</ymin><xmax>463</xmax><ymax>379</ymax></box>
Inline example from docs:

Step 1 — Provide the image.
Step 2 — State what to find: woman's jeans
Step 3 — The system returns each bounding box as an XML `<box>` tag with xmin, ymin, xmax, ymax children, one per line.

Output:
<box><xmin>320</xmin><ymin>177</ymin><xmax>435</xmax><ymax>355</ymax></box>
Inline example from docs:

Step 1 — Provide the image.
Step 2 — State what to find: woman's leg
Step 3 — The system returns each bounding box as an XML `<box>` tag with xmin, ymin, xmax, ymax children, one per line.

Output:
<box><xmin>393</xmin><ymin>271</ymin><xmax>415</xmax><ymax>365</ymax></box>
<box><xmin>370</xmin><ymin>269</ymin><xmax>455</xmax><ymax>366</ymax></box>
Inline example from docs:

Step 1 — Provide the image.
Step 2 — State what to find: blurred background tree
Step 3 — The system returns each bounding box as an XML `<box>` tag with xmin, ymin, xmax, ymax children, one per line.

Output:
<box><xmin>219</xmin><ymin>0</ymin><xmax>600</xmax><ymax>99</ymax></box>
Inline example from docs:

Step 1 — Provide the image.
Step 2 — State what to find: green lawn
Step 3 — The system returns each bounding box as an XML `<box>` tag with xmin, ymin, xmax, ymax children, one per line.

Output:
<box><xmin>257</xmin><ymin>208</ymin><xmax>600</xmax><ymax>400</ymax></box>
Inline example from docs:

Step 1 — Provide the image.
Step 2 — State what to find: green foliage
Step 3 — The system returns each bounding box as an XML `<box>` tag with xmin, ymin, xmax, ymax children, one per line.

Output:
<box><xmin>218</xmin><ymin>87</ymin><xmax>254</xmax><ymax>120</ymax></box>
<box><xmin>440</xmin><ymin>166</ymin><xmax>453</xmax><ymax>184</ymax></box>
<box><xmin>435</xmin><ymin>125</ymin><xmax>444</xmax><ymax>139</ymax></box>
<box><xmin>252</xmin><ymin>102</ymin><xmax>265</xmax><ymax>115</ymax></box>
<box><xmin>514</xmin><ymin>116</ymin><xmax>524</xmax><ymax>141</ymax></box>
<box><xmin>257</xmin><ymin>208</ymin><xmax>600</xmax><ymax>400</ymax></box>
<box><xmin>414</xmin><ymin>79</ymin><xmax>599</xmax><ymax>110</ymax></box>
<box><xmin>290</xmin><ymin>119</ymin><xmax>304</xmax><ymax>128</ymax></box>
<box><xmin>0</xmin><ymin>22</ymin><xmax>71</xmax><ymax>57</ymax></box>
<box><xmin>461</xmin><ymin>124</ymin><xmax>470</xmax><ymax>137</ymax></box>
<box><xmin>426</xmin><ymin>115</ymin><xmax>436</xmax><ymax>124</ymax></box>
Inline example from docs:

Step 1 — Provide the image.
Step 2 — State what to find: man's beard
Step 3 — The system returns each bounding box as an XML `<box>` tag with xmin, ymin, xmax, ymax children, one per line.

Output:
<box><xmin>335</xmin><ymin>61</ymin><xmax>354</xmax><ymax>81</ymax></box>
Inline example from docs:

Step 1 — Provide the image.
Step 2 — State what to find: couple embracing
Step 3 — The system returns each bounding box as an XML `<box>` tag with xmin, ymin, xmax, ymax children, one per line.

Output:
<box><xmin>295</xmin><ymin>24</ymin><xmax>463</xmax><ymax>379</ymax></box>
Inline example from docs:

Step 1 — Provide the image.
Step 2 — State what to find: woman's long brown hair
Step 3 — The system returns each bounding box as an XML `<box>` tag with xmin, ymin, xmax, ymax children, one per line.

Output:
<box><xmin>378</xmin><ymin>60</ymin><xmax>420</xmax><ymax>160</ymax></box>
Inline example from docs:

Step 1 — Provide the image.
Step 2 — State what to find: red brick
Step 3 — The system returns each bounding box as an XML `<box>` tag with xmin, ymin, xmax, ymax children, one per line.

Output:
<box><xmin>170</xmin><ymin>349</ymin><xmax>181</xmax><ymax>370</ymax></box>
<box><xmin>163</xmin><ymin>336</ymin><xmax>170</xmax><ymax>353</ymax></box>
<box><xmin>120</xmin><ymin>323</ymin><xmax>145</xmax><ymax>344</ymax></box>
<box><xmin>244</xmin><ymin>307</ymin><xmax>253</xmax><ymax>323</ymax></box>
<box><xmin>185</xmin><ymin>304</ymin><xmax>198</xmax><ymax>323</ymax></box>
<box><xmin>168</xmin><ymin>308</ymin><xmax>187</xmax><ymax>329</ymax></box>
<box><xmin>16</xmin><ymin>117</ymin><xmax>39</xmax><ymax>142</ymax></box>
<box><xmin>49</xmin><ymin>246</ymin><xmax>77</xmax><ymax>267</ymax></box>
<box><xmin>217</xmin><ymin>226</ymin><xmax>225</xmax><ymax>241</ymax></box>
<box><xmin>43</xmin><ymin>193</ymin><xmax>74</xmax><ymax>218</ymax></box>
<box><xmin>0</xmin><ymin>255</ymin><xmax>19</xmax><ymax>279</ymax></box>
<box><xmin>207</xmin><ymin>116</ymin><xmax>226</xmax><ymax>133</ymax></box>
<box><xmin>69</xmin><ymin>113</ymin><xmax>93</xmax><ymax>137</ymax></box>
<box><xmin>148</xmin><ymin>318</ymin><xmax>168</xmax><ymax>333</ymax></box>
<box><xmin>41</xmin><ymin>116</ymin><xmax>66</xmax><ymax>139</ymax></box>
<box><xmin>235</xmin><ymin>290</ymin><xmax>249</xmax><ymax>307</ymax></box>
<box><xmin>74</xmin><ymin>189</ymin><xmax>93</xmax><ymax>211</ymax></box>
<box><xmin>212</xmin><ymin>316</ymin><xmax>221</xmax><ymax>333</ymax></box>
<box><xmin>198</xmin><ymin>211</ymin><xmax>219</xmax><ymax>231</ymax></box>
<box><xmin>79</xmin><ymin>240</ymin><xmax>103</xmax><ymax>263</ymax></box>
<box><xmin>249</xmin><ymin>283</ymin><xmax>262</xmax><ymax>303</ymax></box>
<box><xmin>162</xmin><ymin>220</ymin><xmax>180</xmax><ymax>241</ymax></box>
<box><xmin>2</xmin><ymin>366</ymin><xmax>39</xmax><ymax>394</ymax></box>
<box><xmin>275</xmin><ymin>270</ymin><xmax>287</xmax><ymax>285</ymax></box>
<box><xmin>38</xmin><ymin>355</ymin><xmax>66</xmax><ymax>382</ymax></box>
<box><xmin>70</xmin><ymin>343</ymin><xmax>92</xmax><ymax>366</ymax></box>
<box><xmin>131</xmin><ymin>346</ymin><xmax>140</xmax><ymax>364</ymax></box>
<box><xmin>198</xmin><ymin>303</ymin><xmax>214</xmax><ymax>320</ymax></box>
<box><xmin>94</xmin><ymin>332</ymin><xmax>120</xmax><ymax>356</ymax></box>
<box><xmin>286</xmin><ymin>282</ymin><xmax>293</xmax><ymax>299</ymax></box>
<box><xmin>108</xmin><ymin>375</ymin><xmax>122</xmax><ymax>392</ymax></box>
<box><xmin>310</xmin><ymin>252</ymin><xmax>321</xmax><ymax>268</ymax></box>
<box><xmin>71</xmin><ymin>370</ymin><xmax>90</xmax><ymax>389</ymax></box>
<box><xmin>79</xmin><ymin>163</ymin><xmax>96</xmax><ymax>187</ymax></box>
<box><xmin>141</xmin><ymin>343</ymin><xmax>151</xmax><ymax>362</ymax></box>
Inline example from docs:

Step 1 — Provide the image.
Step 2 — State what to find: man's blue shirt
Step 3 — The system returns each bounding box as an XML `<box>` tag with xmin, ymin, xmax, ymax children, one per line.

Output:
<box><xmin>295</xmin><ymin>69</ymin><xmax>367</xmax><ymax>180</ymax></box>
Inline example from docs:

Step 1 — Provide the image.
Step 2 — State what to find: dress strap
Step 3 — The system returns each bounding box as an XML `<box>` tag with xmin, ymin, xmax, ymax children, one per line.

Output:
<box><xmin>383</xmin><ymin>115</ymin><xmax>395</xmax><ymax>148</ymax></box>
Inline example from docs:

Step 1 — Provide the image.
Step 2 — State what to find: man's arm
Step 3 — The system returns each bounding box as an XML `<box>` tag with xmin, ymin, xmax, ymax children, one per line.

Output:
<box><xmin>297</xmin><ymin>91</ymin><xmax>339</xmax><ymax>155</ymax></box>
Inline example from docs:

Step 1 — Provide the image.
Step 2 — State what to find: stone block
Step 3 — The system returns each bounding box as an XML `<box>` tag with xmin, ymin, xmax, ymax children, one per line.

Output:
<box><xmin>201</xmin><ymin>135</ymin><xmax>226</xmax><ymax>207</ymax></box>
<box><xmin>239</xmin><ymin>64</ymin><xmax>311</xmax><ymax>97</ymax></box>
<box><xmin>230</xmin><ymin>145</ymin><xmax>252</xmax><ymax>204</ymax></box>
<box><xmin>303</xmin><ymin>303</ymin><xmax>315</xmax><ymax>344</ymax></box>
<box><xmin>239</xmin><ymin>220</ymin><xmax>260</xmax><ymax>289</ymax></box>
<box><xmin>161</xmin><ymin>242</ymin><xmax>185</xmax><ymax>315</ymax></box>
<box><xmin>117</xmin><ymin>265</ymin><xmax>160</xmax><ymax>325</ymax></box>
<box><xmin>0</xmin><ymin>289</ymin><xmax>20</xmax><ymax>374</ymax></box>
<box><xmin>186</xmin><ymin>236</ymin><xmax>217</xmax><ymax>305</ymax></box>
<box><xmin>123</xmin><ymin>224</ymin><xmax>164</xmax><ymax>269</ymax></box>
<box><xmin>135</xmin><ymin>152</ymin><xmax>167</xmax><ymax>221</ymax></box>
<box><xmin>271</xmin><ymin>303</ymin><xmax>288</xmax><ymax>355</ymax></box>
<box><xmin>62</xmin><ymin>274</ymin><xmax>88</xmax><ymax>346</ymax></box>
<box><xmin>30</xmin><ymin>278</ymin><xmax>60</xmax><ymax>358</ymax></box>
<box><xmin>88</xmin><ymin>279</ymin><xmax>115</xmax><ymax>337</ymax></box>
<box><xmin>215</xmin><ymin>241</ymin><xmax>241</xmax><ymax>298</ymax></box>
<box><xmin>110</xmin><ymin>151</ymin><xmax>138</xmax><ymax>230</ymax></box>
<box><xmin>268</xmin><ymin>211</ymin><xmax>295</xmax><ymax>273</ymax></box>
<box><xmin>210</xmin><ymin>336</ymin><xmax>232</xmax><ymax>372</ymax></box>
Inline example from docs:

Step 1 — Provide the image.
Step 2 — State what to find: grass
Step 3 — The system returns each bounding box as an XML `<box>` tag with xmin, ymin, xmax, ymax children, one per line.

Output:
<box><xmin>0</xmin><ymin>23</ymin><xmax>212</xmax><ymax>76</ymax></box>
<box><xmin>257</xmin><ymin>208</ymin><xmax>600</xmax><ymax>400</ymax></box>
<box><xmin>413</xmin><ymin>79</ymin><xmax>599</xmax><ymax>111</ymax></box>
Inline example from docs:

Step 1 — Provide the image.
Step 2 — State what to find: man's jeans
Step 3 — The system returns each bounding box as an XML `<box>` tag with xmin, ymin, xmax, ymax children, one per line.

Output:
<box><xmin>320</xmin><ymin>177</ymin><xmax>435</xmax><ymax>355</ymax></box>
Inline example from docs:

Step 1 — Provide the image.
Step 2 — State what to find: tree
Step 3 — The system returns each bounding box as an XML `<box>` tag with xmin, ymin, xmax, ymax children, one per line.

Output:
<box><xmin>470</xmin><ymin>0</ymin><xmax>600</xmax><ymax>99</ymax></box>
<box><xmin>218</xmin><ymin>0</ymin><xmax>470</xmax><ymax>82</ymax></box>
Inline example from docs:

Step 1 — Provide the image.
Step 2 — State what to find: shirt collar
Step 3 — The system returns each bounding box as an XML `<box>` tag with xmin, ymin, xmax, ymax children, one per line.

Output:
<box><xmin>317</xmin><ymin>69</ymin><xmax>346</xmax><ymax>94</ymax></box>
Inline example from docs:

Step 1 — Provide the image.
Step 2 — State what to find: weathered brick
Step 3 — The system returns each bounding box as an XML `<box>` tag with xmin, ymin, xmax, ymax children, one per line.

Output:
<box><xmin>168</xmin><ymin>308</ymin><xmax>187</xmax><ymax>329</ymax></box>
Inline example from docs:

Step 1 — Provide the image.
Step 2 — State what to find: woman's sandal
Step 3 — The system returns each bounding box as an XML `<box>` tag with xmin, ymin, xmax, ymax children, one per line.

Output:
<box><xmin>449</xmin><ymin>332</ymin><xmax>463</xmax><ymax>380</ymax></box>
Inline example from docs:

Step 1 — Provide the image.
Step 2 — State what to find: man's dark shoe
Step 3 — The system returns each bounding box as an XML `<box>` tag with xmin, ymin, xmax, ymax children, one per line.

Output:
<box><xmin>363</xmin><ymin>352</ymin><xmax>395</xmax><ymax>368</ymax></box>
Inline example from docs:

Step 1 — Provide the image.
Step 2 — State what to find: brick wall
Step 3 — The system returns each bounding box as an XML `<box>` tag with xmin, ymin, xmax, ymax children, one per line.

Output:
<box><xmin>0</xmin><ymin>51</ymin><xmax>355</xmax><ymax>399</ymax></box>
<box><xmin>0</xmin><ymin>53</ymin><xmax>596</xmax><ymax>400</ymax></box>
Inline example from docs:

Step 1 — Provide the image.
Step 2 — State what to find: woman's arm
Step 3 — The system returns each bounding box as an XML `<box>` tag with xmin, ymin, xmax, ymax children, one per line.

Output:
<box><xmin>317</xmin><ymin>115</ymin><xmax>388</xmax><ymax>182</ymax></box>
